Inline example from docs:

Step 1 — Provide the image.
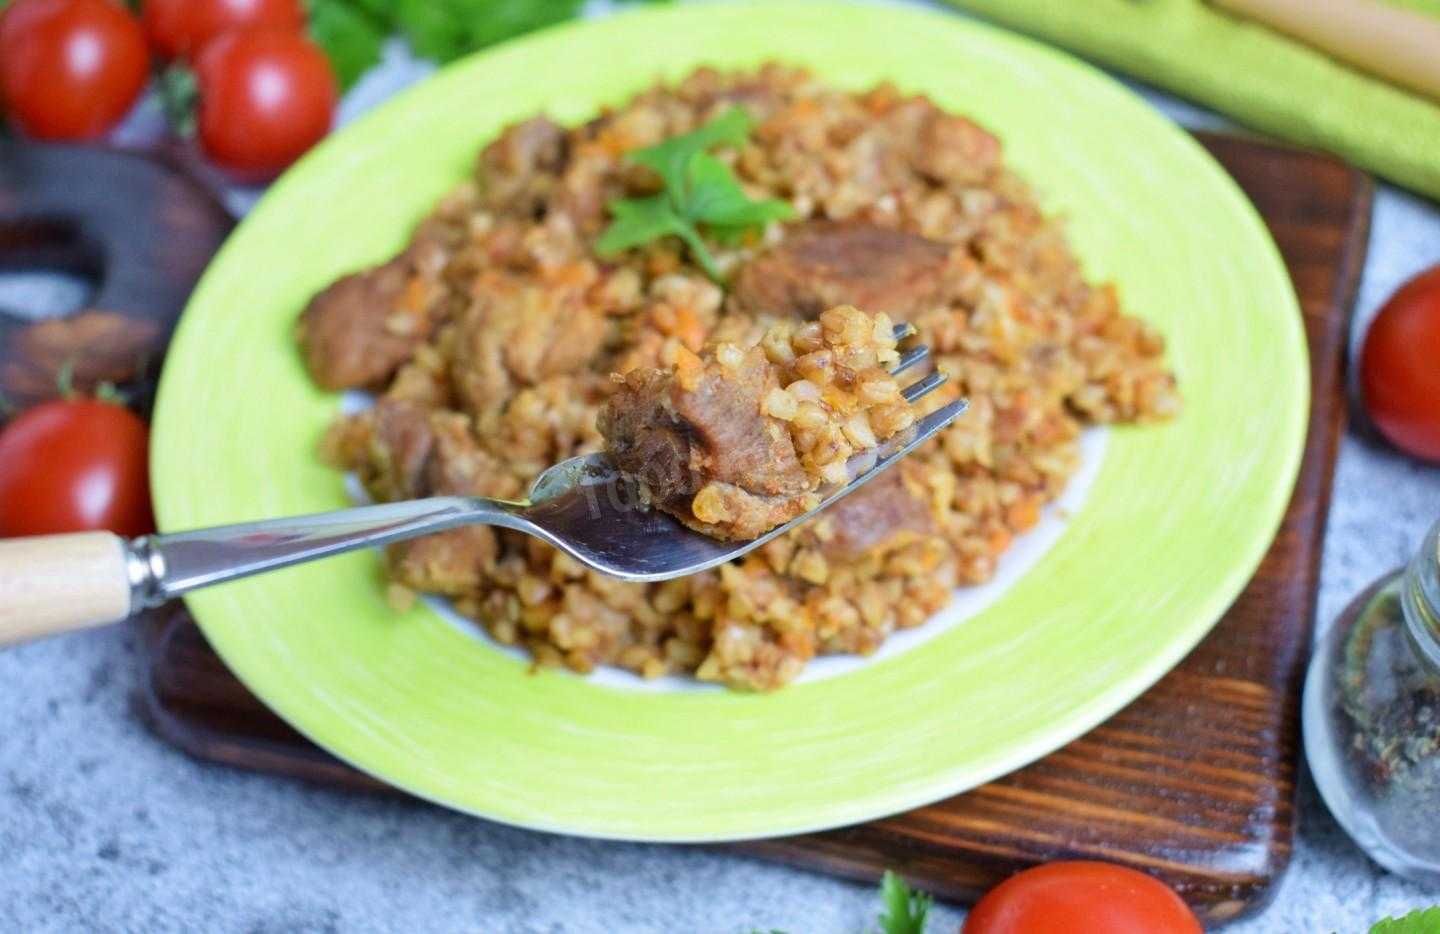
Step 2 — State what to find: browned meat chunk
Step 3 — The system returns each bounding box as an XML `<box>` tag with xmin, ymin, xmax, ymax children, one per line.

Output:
<box><xmin>365</xmin><ymin>399</ymin><xmax>436</xmax><ymax>502</ymax></box>
<box><xmin>318</xmin><ymin>398</ymin><xmax>436</xmax><ymax>503</ymax></box>
<box><xmin>477</xmin><ymin>116</ymin><xmax>568</xmax><ymax>216</ymax></box>
<box><xmin>450</xmin><ymin>268</ymin><xmax>610</xmax><ymax>424</ymax></box>
<box><xmin>387</xmin><ymin>526</ymin><xmax>498</xmax><ymax>597</ymax></box>
<box><xmin>424</xmin><ymin>411</ymin><xmax>519</xmax><ymax>500</ymax></box>
<box><xmin>332</xmin><ymin>397</ymin><xmax>521</xmax><ymax>506</ymax></box>
<box><xmin>331</xmin><ymin>402</ymin><xmax>504</xmax><ymax>598</ymax></box>
<box><xmin>730</xmin><ymin>223</ymin><xmax>958</xmax><ymax>321</ymax></box>
<box><xmin>600</xmin><ymin>346</ymin><xmax>810</xmax><ymax>539</ymax></box>
<box><xmin>297</xmin><ymin>237</ymin><xmax>448</xmax><ymax>391</ymax></box>
<box><xmin>666</xmin><ymin>367</ymin><xmax>805</xmax><ymax>499</ymax></box>
<box><xmin>912</xmin><ymin>112</ymin><xmax>1001</xmax><ymax>186</ymax></box>
<box><xmin>806</xmin><ymin>466</ymin><xmax>935</xmax><ymax>562</ymax></box>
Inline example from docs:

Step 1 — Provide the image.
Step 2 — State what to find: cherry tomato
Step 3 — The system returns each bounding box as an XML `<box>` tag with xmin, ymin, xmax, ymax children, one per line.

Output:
<box><xmin>1361</xmin><ymin>264</ymin><xmax>1440</xmax><ymax>462</ymax></box>
<box><xmin>193</xmin><ymin>27</ymin><xmax>338</xmax><ymax>182</ymax></box>
<box><xmin>142</xmin><ymin>0</ymin><xmax>304</xmax><ymax>61</ymax></box>
<box><xmin>0</xmin><ymin>0</ymin><xmax>150</xmax><ymax>141</ymax></box>
<box><xmin>0</xmin><ymin>400</ymin><xmax>154</xmax><ymax>538</ymax></box>
<box><xmin>964</xmin><ymin>861</ymin><xmax>1202</xmax><ymax>934</ymax></box>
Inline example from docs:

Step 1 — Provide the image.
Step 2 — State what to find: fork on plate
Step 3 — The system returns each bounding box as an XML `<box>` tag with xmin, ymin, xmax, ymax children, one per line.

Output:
<box><xmin>0</xmin><ymin>326</ymin><xmax>964</xmax><ymax>646</ymax></box>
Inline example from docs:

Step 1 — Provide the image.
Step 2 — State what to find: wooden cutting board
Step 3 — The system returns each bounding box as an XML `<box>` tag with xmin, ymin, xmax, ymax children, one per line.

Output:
<box><xmin>0</xmin><ymin>139</ymin><xmax>233</xmax><ymax>412</ymax></box>
<box><xmin>121</xmin><ymin>131</ymin><xmax>1370</xmax><ymax>926</ymax></box>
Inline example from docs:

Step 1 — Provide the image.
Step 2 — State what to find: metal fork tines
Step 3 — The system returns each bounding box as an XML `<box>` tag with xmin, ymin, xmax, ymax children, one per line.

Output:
<box><xmin>890</xmin><ymin>321</ymin><xmax>931</xmax><ymax>378</ymax></box>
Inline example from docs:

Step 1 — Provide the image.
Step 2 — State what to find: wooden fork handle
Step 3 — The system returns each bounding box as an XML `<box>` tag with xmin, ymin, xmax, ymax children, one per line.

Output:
<box><xmin>0</xmin><ymin>532</ymin><xmax>134</xmax><ymax>645</ymax></box>
<box><xmin>0</xmin><ymin>499</ymin><xmax>532</xmax><ymax>650</ymax></box>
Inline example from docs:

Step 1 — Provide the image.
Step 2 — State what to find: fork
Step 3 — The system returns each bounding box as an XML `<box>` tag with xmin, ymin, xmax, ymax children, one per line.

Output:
<box><xmin>0</xmin><ymin>327</ymin><xmax>964</xmax><ymax>646</ymax></box>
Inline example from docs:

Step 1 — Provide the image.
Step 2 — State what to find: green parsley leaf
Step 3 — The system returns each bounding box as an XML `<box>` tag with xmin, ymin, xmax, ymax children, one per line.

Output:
<box><xmin>1371</xmin><ymin>907</ymin><xmax>1440</xmax><ymax>934</ymax></box>
<box><xmin>630</xmin><ymin>106</ymin><xmax>754</xmax><ymax>200</ymax></box>
<box><xmin>157</xmin><ymin>64</ymin><xmax>200</xmax><ymax>136</ymax></box>
<box><xmin>309</xmin><ymin>0</ymin><xmax>389</xmax><ymax>89</ymax></box>
<box><xmin>874</xmin><ymin>870</ymin><xmax>932</xmax><ymax>934</ymax></box>
<box><xmin>391</xmin><ymin>0</ymin><xmax>470</xmax><ymax>62</ymax></box>
<box><xmin>305</xmin><ymin>0</ymin><xmax>674</xmax><ymax>91</ymax></box>
<box><xmin>597</xmin><ymin>107</ymin><xmax>793</xmax><ymax>283</ymax></box>
<box><xmin>594</xmin><ymin>195</ymin><xmax>688</xmax><ymax>256</ymax></box>
<box><xmin>684</xmin><ymin>152</ymin><xmax>793</xmax><ymax>229</ymax></box>
<box><xmin>452</xmin><ymin>0</ymin><xmax>586</xmax><ymax>53</ymax></box>
<box><xmin>392</xmin><ymin>0</ymin><xmax>588</xmax><ymax>63</ymax></box>
<box><xmin>592</xmin><ymin>195</ymin><xmax>722</xmax><ymax>281</ymax></box>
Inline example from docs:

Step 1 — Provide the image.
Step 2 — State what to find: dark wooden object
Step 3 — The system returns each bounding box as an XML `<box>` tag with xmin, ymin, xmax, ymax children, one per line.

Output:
<box><xmin>132</xmin><ymin>132</ymin><xmax>1370</xmax><ymax>926</ymax></box>
<box><xmin>0</xmin><ymin>140</ymin><xmax>233</xmax><ymax>410</ymax></box>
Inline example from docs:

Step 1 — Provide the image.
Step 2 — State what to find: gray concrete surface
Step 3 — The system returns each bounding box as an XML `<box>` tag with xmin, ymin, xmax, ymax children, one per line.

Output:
<box><xmin>3</xmin><ymin>4</ymin><xmax>1439</xmax><ymax>930</ymax></box>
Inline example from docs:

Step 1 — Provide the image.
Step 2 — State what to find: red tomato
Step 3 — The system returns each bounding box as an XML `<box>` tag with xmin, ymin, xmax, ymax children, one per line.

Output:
<box><xmin>193</xmin><ymin>27</ymin><xmax>338</xmax><ymax>182</ymax></box>
<box><xmin>1361</xmin><ymin>264</ymin><xmax>1440</xmax><ymax>462</ymax></box>
<box><xmin>0</xmin><ymin>0</ymin><xmax>150</xmax><ymax>140</ymax></box>
<box><xmin>142</xmin><ymin>0</ymin><xmax>304</xmax><ymax>60</ymax></box>
<box><xmin>0</xmin><ymin>400</ymin><xmax>154</xmax><ymax>538</ymax></box>
<box><xmin>964</xmin><ymin>861</ymin><xmax>1202</xmax><ymax>934</ymax></box>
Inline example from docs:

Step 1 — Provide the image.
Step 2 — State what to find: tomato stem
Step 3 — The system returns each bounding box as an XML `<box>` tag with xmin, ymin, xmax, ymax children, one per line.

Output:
<box><xmin>159</xmin><ymin>64</ymin><xmax>199</xmax><ymax>138</ymax></box>
<box><xmin>56</xmin><ymin>359</ymin><xmax>76</xmax><ymax>400</ymax></box>
<box><xmin>94</xmin><ymin>382</ymin><xmax>128</xmax><ymax>406</ymax></box>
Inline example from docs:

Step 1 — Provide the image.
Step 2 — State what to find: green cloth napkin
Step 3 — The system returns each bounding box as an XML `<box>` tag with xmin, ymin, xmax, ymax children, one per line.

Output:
<box><xmin>942</xmin><ymin>0</ymin><xmax>1440</xmax><ymax>200</ymax></box>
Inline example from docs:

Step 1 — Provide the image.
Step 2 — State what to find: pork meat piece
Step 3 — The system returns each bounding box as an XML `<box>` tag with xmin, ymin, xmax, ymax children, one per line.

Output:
<box><xmin>599</xmin><ymin>347</ymin><xmax>811</xmax><ymax>537</ymax></box>
<box><xmin>297</xmin><ymin>234</ymin><xmax>449</xmax><ymax>391</ymax></box>
<box><xmin>450</xmin><ymin>269</ymin><xmax>609</xmax><ymax>422</ymax></box>
<box><xmin>730</xmin><ymin>222</ymin><xmax>957</xmax><ymax>321</ymax></box>
<box><xmin>805</xmin><ymin>465</ymin><xmax>935</xmax><ymax>561</ymax></box>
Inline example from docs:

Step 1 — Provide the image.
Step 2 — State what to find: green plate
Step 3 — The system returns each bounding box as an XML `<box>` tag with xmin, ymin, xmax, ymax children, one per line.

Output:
<box><xmin>152</xmin><ymin>0</ymin><xmax>1307</xmax><ymax>841</ymax></box>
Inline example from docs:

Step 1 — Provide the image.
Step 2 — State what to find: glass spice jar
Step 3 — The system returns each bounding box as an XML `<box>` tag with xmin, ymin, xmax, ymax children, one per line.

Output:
<box><xmin>1303</xmin><ymin>519</ymin><xmax>1440</xmax><ymax>883</ymax></box>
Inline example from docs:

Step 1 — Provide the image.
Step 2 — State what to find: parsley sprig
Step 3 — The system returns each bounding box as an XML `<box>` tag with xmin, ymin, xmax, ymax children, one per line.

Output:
<box><xmin>1372</xmin><ymin>907</ymin><xmax>1440</xmax><ymax>934</ymax></box>
<box><xmin>594</xmin><ymin>107</ymin><xmax>795</xmax><ymax>282</ymax></box>
<box><xmin>746</xmin><ymin>870</ymin><xmax>933</xmax><ymax>934</ymax></box>
<box><xmin>874</xmin><ymin>870</ymin><xmax>933</xmax><ymax>934</ymax></box>
<box><xmin>307</xmin><ymin>0</ymin><xmax>669</xmax><ymax>88</ymax></box>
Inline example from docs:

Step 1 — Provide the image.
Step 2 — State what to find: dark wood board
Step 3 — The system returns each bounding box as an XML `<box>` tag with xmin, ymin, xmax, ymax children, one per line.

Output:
<box><xmin>121</xmin><ymin>131</ymin><xmax>1370</xmax><ymax>926</ymax></box>
<box><xmin>0</xmin><ymin>140</ymin><xmax>234</xmax><ymax>411</ymax></box>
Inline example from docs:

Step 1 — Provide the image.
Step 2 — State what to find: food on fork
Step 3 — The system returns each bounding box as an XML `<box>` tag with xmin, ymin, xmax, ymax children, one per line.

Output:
<box><xmin>599</xmin><ymin>306</ymin><xmax>915</xmax><ymax>541</ymax></box>
<box><xmin>304</xmin><ymin>65</ymin><xmax>1179</xmax><ymax>689</ymax></box>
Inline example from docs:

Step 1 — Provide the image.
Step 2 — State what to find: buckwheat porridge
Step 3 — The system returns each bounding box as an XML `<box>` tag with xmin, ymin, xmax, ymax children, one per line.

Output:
<box><xmin>299</xmin><ymin>65</ymin><xmax>1179</xmax><ymax>691</ymax></box>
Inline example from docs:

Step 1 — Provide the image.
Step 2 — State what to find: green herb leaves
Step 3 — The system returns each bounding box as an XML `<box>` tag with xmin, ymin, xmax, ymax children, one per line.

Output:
<box><xmin>392</xmin><ymin>0</ymin><xmax>580</xmax><ymax>63</ymax></box>
<box><xmin>306</xmin><ymin>0</ymin><xmax>670</xmax><ymax>90</ymax></box>
<box><xmin>308</xmin><ymin>0</ymin><xmax>388</xmax><ymax>89</ymax></box>
<box><xmin>742</xmin><ymin>870</ymin><xmax>935</xmax><ymax>934</ymax></box>
<box><xmin>595</xmin><ymin>107</ymin><xmax>794</xmax><ymax>282</ymax></box>
<box><xmin>874</xmin><ymin>870</ymin><xmax>933</xmax><ymax>934</ymax></box>
<box><xmin>597</xmin><ymin>195</ymin><xmax>707</xmax><ymax>273</ymax></box>
<box><xmin>1371</xmin><ymin>907</ymin><xmax>1440</xmax><ymax>934</ymax></box>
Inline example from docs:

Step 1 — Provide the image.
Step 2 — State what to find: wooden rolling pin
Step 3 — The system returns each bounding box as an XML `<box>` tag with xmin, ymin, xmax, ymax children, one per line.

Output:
<box><xmin>1214</xmin><ymin>0</ymin><xmax>1440</xmax><ymax>103</ymax></box>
